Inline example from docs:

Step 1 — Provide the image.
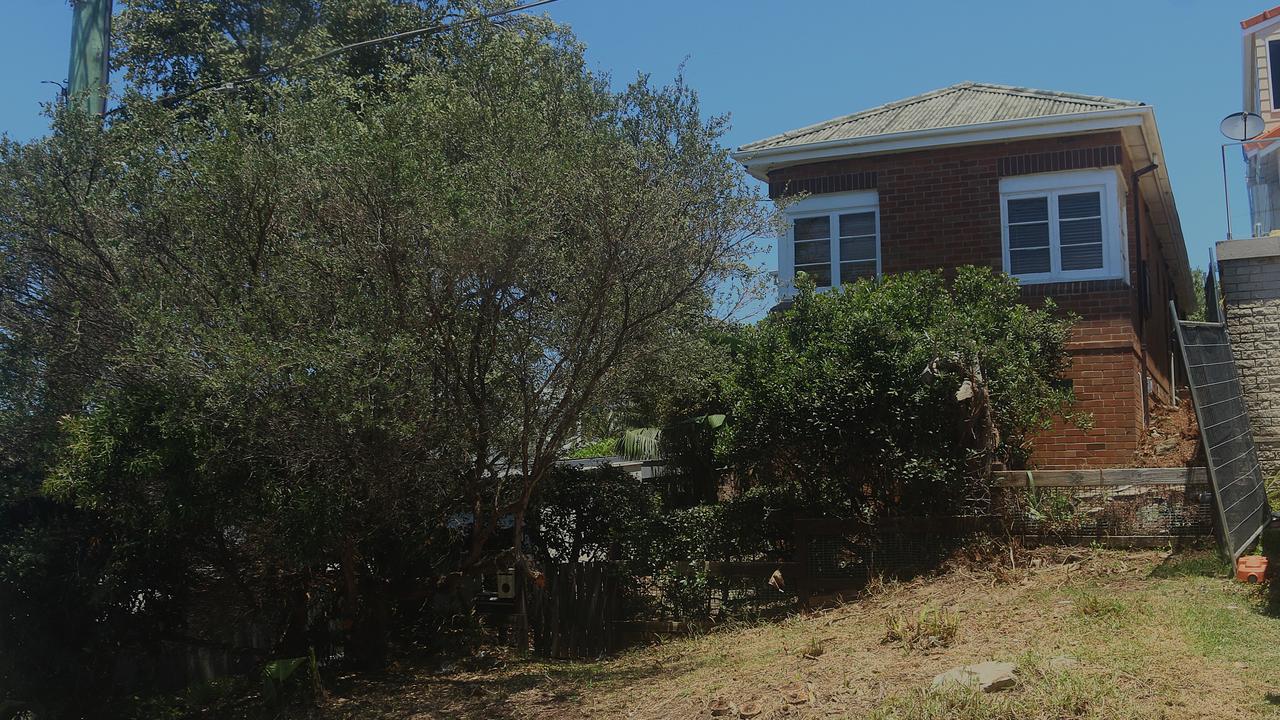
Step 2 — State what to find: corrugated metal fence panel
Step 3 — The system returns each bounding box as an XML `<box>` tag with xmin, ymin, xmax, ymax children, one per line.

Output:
<box><xmin>1173</xmin><ymin>307</ymin><xmax>1271</xmax><ymax>559</ymax></box>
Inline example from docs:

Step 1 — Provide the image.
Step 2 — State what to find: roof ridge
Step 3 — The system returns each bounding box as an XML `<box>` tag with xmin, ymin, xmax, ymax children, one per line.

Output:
<box><xmin>960</xmin><ymin>81</ymin><xmax>1142</xmax><ymax>108</ymax></box>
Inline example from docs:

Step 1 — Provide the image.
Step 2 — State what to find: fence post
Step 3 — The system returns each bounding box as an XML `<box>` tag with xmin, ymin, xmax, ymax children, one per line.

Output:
<box><xmin>794</xmin><ymin>523</ymin><xmax>812</xmax><ymax>610</ymax></box>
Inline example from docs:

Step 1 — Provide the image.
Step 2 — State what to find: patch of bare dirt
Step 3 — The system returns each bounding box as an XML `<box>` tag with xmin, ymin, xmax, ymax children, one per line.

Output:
<box><xmin>1135</xmin><ymin>392</ymin><xmax>1203</xmax><ymax>468</ymax></box>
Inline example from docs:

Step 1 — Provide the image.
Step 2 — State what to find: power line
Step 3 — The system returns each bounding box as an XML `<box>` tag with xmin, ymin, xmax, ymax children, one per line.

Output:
<box><xmin>133</xmin><ymin>0</ymin><xmax>562</xmax><ymax>112</ymax></box>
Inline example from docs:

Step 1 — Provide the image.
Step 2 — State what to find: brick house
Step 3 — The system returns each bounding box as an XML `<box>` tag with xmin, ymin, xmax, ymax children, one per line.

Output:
<box><xmin>732</xmin><ymin>82</ymin><xmax>1196</xmax><ymax>469</ymax></box>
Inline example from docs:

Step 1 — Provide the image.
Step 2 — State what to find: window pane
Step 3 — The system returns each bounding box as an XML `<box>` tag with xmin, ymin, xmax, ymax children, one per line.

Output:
<box><xmin>794</xmin><ymin>239</ymin><xmax>830</xmax><ymax>265</ymax></box>
<box><xmin>1271</xmin><ymin>40</ymin><xmax>1280</xmax><ymax>110</ymax></box>
<box><xmin>838</xmin><ymin>212</ymin><xmax>875</xmax><ymax>237</ymax></box>
<box><xmin>1059</xmin><ymin>192</ymin><xmax>1101</xmax><ymax>219</ymax></box>
<box><xmin>1060</xmin><ymin>217</ymin><xmax>1102</xmax><ymax>246</ymax></box>
<box><xmin>794</xmin><ymin>216</ymin><xmax>830</xmax><ymax>242</ymax></box>
<box><xmin>1010</xmin><ymin>247</ymin><xmax>1051</xmax><ymax>275</ymax></box>
<box><xmin>1061</xmin><ymin>243</ymin><xmax>1104</xmax><ymax>271</ymax></box>
<box><xmin>1007</xmin><ymin>196</ymin><xmax>1048</xmax><ymax>224</ymax></box>
<box><xmin>1009</xmin><ymin>222</ymin><xmax>1049</xmax><ymax>249</ymax></box>
<box><xmin>840</xmin><ymin>261</ymin><xmax>876</xmax><ymax>282</ymax></box>
<box><xmin>795</xmin><ymin>264</ymin><xmax>831</xmax><ymax>287</ymax></box>
<box><xmin>840</xmin><ymin>236</ymin><xmax>876</xmax><ymax>262</ymax></box>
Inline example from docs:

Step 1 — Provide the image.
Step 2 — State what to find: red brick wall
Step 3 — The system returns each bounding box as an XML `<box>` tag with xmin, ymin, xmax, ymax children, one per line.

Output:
<box><xmin>767</xmin><ymin>132</ymin><xmax>1178</xmax><ymax>469</ymax></box>
<box><xmin>1137</xmin><ymin>192</ymin><xmax>1176</xmax><ymax>405</ymax></box>
<box><xmin>768</xmin><ymin>133</ymin><xmax>1127</xmax><ymax>276</ymax></box>
<box><xmin>1018</xmin><ymin>280</ymin><xmax>1144</xmax><ymax>468</ymax></box>
<box><xmin>1034</xmin><ymin>347</ymin><xmax>1143</xmax><ymax>469</ymax></box>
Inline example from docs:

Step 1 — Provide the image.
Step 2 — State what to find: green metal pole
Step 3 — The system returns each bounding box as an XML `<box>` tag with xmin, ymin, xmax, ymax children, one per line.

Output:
<box><xmin>67</xmin><ymin>0</ymin><xmax>112</xmax><ymax>117</ymax></box>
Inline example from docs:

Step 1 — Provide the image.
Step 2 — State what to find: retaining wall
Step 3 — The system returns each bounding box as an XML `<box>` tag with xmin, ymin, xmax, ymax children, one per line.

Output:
<box><xmin>1217</xmin><ymin>236</ymin><xmax>1280</xmax><ymax>481</ymax></box>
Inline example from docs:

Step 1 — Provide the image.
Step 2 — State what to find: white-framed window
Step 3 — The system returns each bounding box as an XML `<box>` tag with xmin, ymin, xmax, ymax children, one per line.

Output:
<box><xmin>999</xmin><ymin>169</ymin><xmax>1126</xmax><ymax>284</ymax></box>
<box><xmin>781</xmin><ymin>190</ymin><xmax>879</xmax><ymax>297</ymax></box>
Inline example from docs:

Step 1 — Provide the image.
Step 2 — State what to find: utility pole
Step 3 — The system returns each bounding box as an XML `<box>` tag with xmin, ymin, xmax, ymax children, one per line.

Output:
<box><xmin>67</xmin><ymin>0</ymin><xmax>113</xmax><ymax>117</ymax></box>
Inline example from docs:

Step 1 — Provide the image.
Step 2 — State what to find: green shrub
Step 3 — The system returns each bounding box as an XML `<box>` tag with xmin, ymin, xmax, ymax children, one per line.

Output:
<box><xmin>566</xmin><ymin>437</ymin><xmax>621</xmax><ymax>460</ymax></box>
<box><xmin>1075</xmin><ymin>592</ymin><xmax>1124</xmax><ymax>618</ymax></box>
<box><xmin>721</xmin><ymin>268</ymin><xmax>1076</xmax><ymax>519</ymax></box>
<box><xmin>532</xmin><ymin>463</ymin><xmax>659</xmax><ymax>563</ymax></box>
<box><xmin>883</xmin><ymin>607</ymin><xmax>960</xmax><ymax>650</ymax></box>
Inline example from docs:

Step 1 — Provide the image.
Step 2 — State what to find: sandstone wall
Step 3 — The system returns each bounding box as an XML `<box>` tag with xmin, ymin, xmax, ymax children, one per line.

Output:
<box><xmin>1218</xmin><ymin>237</ymin><xmax>1280</xmax><ymax>482</ymax></box>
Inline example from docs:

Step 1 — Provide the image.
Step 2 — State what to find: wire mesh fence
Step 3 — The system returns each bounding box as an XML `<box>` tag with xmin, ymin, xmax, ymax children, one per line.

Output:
<box><xmin>505</xmin><ymin>468</ymin><xmax>1218</xmax><ymax>654</ymax></box>
<box><xmin>1174</xmin><ymin>312</ymin><xmax>1273</xmax><ymax>558</ymax></box>
<box><xmin>791</xmin><ymin>469</ymin><xmax>1216</xmax><ymax>596</ymax></box>
<box><xmin>992</xmin><ymin>482</ymin><xmax>1214</xmax><ymax>542</ymax></box>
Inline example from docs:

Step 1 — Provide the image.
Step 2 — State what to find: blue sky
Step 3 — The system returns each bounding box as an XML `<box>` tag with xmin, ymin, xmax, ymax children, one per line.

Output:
<box><xmin>2</xmin><ymin>1</ymin><xmax>1272</xmax><ymax>281</ymax></box>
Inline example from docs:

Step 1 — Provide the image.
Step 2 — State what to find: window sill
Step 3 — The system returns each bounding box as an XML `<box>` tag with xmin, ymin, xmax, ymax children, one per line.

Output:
<box><xmin>1010</xmin><ymin>270</ymin><xmax>1125</xmax><ymax>286</ymax></box>
<box><xmin>1016</xmin><ymin>278</ymin><xmax>1129</xmax><ymax>297</ymax></box>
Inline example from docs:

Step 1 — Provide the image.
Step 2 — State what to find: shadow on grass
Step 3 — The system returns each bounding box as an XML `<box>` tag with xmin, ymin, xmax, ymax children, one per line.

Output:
<box><xmin>313</xmin><ymin>654</ymin><xmax>675</xmax><ymax>720</ymax></box>
<box><xmin>1147</xmin><ymin>548</ymin><xmax>1280</xmax><ymax>618</ymax></box>
<box><xmin>1147</xmin><ymin>550</ymin><xmax>1230</xmax><ymax>579</ymax></box>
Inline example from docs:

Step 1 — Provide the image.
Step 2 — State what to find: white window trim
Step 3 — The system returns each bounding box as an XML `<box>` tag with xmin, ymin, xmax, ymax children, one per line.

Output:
<box><xmin>999</xmin><ymin>168</ymin><xmax>1126</xmax><ymax>285</ymax></box>
<box><xmin>780</xmin><ymin>190</ymin><xmax>879</xmax><ymax>299</ymax></box>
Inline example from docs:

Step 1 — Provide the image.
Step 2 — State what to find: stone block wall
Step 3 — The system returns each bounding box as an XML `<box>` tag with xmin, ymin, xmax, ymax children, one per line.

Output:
<box><xmin>1217</xmin><ymin>237</ymin><xmax>1280</xmax><ymax>481</ymax></box>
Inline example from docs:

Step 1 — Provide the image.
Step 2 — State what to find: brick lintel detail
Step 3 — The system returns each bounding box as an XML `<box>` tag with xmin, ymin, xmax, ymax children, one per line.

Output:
<box><xmin>997</xmin><ymin>145</ymin><xmax>1122</xmax><ymax>177</ymax></box>
<box><xmin>1017</xmin><ymin>278</ymin><xmax>1129</xmax><ymax>297</ymax></box>
<box><xmin>768</xmin><ymin>171</ymin><xmax>877</xmax><ymax>199</ymax></box>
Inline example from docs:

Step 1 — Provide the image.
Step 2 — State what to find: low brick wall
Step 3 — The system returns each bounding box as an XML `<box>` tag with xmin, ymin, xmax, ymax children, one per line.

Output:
<box><xmin>1217</xmin><ymin>237</ymin><xmax>1280</xmax><ymax>481</ymax></box>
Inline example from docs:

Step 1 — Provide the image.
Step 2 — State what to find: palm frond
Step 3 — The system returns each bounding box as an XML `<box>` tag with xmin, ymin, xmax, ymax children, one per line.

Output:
<box><xmin>619</xmin><ymin>426</ymin><xmax>663</xmax><ymax>460</ymax></box>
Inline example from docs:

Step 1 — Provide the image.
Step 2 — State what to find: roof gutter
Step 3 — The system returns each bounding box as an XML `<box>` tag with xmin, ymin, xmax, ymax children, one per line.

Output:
<box><xmin>1133</xmin><ymin>109</ymin><xmax>1195</xmax><ymax>313</ymax></box>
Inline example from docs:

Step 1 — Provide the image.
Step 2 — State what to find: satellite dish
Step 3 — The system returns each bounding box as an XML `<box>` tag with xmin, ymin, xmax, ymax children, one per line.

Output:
<box><xmin>1220</xmin><ymin>111</ymin><xmax>1266</xmax><ymax>141</ymax></box>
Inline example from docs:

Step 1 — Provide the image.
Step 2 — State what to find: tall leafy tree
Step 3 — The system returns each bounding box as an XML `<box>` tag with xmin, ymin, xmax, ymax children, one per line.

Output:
<box><xmin>113</xmin><ymin>0</ymin><xmax>449</xmax><ymax>101</ymax></box>
<box><xmin>0</xmin><ymin>2</ymin><xmax>767</xmax><ymax>710</ymax></box>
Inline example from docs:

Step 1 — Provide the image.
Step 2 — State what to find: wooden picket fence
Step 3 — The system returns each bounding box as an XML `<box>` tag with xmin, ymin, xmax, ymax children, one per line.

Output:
<box><xmin>515</xmin><ymin>562</ymin><xmax>620</xmax><ymax>660</ymax></box>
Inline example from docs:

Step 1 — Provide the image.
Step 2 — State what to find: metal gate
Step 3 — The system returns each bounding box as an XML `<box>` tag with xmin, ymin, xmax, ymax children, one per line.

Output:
<box><xmin>1171</xmin><ymin>301</ymin><xmax>1271</xmax><ymax>559</ymax></box>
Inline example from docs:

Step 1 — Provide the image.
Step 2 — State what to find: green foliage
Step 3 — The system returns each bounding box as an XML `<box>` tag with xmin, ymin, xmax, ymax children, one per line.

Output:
<box><xmin>1190</xmin><ymin>267</ymin><xmax>1208</xmax><ymax>322</ymax></box>
<box><xmin>621</xmin><ymin>485</ymin><xmax>795</xmax><ymax>619</ymax></box>
<box><xmin>721</xmin><ymin>268</ymin><xmax>1076</xmax><ymax>518</ymax></box>
<box><xmin>617</xmin><ymin>415</ymin><xmax>725</xmax><ymax>461</ymax></box>
<box><xmin>532</xmin><ymin>464</ymin><xmax>658</xmax><ymax>562</ymax></box>
<box><xmin>565</xmin><ymin>437</ymin><xmax>621</xmax><ymax>460</ymax></box>
<box><xmin>261</xmin><ymin>656</ymin><xmax>308</xmax><ymax>708</ymax></box>
<box><xmin>113</xmin><ymin>0</ymin><xmax>448</xmax><ymax>104</ymax></box>
<box><xmin>1073</xmin><ymin>592</ymin><xmax>1124</xmax><ymax>619</ymax></box>
<box><xmin>531</xmin><ymin>461</ymin><xmax>796</xmax><ymax>620</ymax></box>
<box><xmin>883</xmin><ymin>607</ymin><xmax>959</xmax><ymax>651</ymax></box>
<box><xmin>1023</xmin><ymin>475</ymin><xmax>1078</xmax><ymax>527</ymax></box>
<box><xmin>1149</xmin><ymin>551</ymin><xmax>1230</xmax><ymax>579</ymax></box>
<box><xmin>0</xmin><ymin>1</ymin><xmax>767</xmax><ymax>713</ymax></box>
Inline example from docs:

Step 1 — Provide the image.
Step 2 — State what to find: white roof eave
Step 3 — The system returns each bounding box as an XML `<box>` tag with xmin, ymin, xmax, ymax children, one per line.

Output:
<box><xmin>732</xmin><ymin>106</ymin><xmax>1150</xmax><ymax>180</ymax></box>
<box><xmin>1134</xmin><ymin>111</ymin><xmax>1196</xmax><ymax>312</ymax></box>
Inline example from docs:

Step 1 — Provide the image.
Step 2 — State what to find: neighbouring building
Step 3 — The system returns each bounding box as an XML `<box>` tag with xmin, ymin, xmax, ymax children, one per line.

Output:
<box><xmin>1242</xmin><ymin>5</ymin><xmax>1280</xmax><ymax>236</ymax></box>
<box><xmin>1215</xmin><ymin>5</ymin><xmax>1280</xmax><ymax>482</ymax></box>
<box><xmin>733</xmin><ymin>82</ymin><xmax>1196</xmax><ymax>469</ymax></box>
<box><xmin>1216</xmin><ymin>238</ymin><xmax>1280</xmax><ymax>481</ymax></box>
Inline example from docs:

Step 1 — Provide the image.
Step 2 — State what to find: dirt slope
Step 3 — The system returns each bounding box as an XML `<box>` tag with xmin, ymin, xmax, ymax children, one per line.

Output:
<box><xmin>310</xmin><ymin>548</ymin><xmax>1280</xmax><ymax>720</ymax></box>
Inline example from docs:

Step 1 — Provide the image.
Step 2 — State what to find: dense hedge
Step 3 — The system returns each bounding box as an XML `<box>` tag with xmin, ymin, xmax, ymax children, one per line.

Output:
<box><xmin>721</xmin><ymin>267</ymin><xmax>1077</xmax><ymax>519</ymax></box>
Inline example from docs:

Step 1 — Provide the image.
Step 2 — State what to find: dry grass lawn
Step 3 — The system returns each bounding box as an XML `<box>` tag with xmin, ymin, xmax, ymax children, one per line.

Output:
<box><xmin>307</xmin><ymin>548</ymin><xmax>1280</xmax><ymax>720</ymax></box>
